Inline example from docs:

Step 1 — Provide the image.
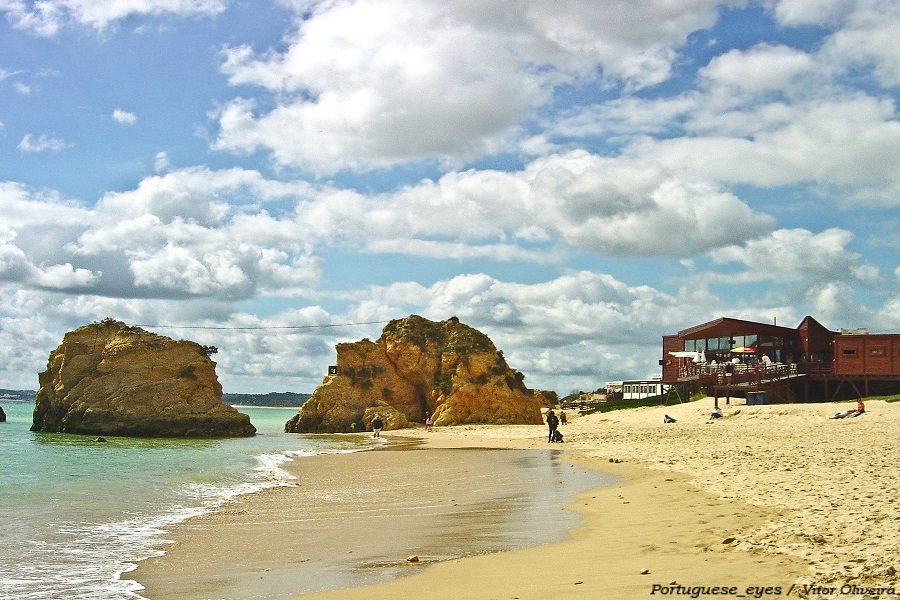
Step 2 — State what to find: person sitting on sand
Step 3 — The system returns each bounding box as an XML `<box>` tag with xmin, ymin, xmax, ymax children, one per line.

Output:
<box><xmin>710</xmin><ymin>407</ymin><xmax>723</xmax><ymax>419</ymax></box>
<box><xmin>832</xmin><ymin>400</ymin><xmax>865</xmax><ymax>419</ymax></box>
<box><xmin>663</xmin><ymin>414</ymin><xmax>676</xmax><ymax>424</ymax></box>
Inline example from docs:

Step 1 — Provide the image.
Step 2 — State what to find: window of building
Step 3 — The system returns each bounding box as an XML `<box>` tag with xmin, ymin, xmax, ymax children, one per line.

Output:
<box><xmin>869</xmin><ymin>346</ymin><xmax>886</xmax><ymax>356</ymax></box>
<box><xmin>842</xmin><ymin>348</ymin><xmax>858</xmax><ymax>356</ymax></box>
<box><xmin>759</xmin><ymin>335</ymin><xmax>781</xmax><ymax>348</ymax></box>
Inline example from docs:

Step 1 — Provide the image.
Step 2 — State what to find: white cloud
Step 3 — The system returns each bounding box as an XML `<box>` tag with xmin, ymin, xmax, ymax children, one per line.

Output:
<box><xmin>820</xmin><ymin>0</ymin><xmax>900</xmax><ymax>87</ymax></box>
<box><xmin>1</xmin><ymin>173</ymin><xmax>321</xmax><ymax>300</ymax></box>
<box><xmin>31</xmin><ymin>262</ymin><xmax>99</xmax><ymax>289</ymax></box>
<box><xmin>517</xmin><ymin>153</ymin><xmax>775</xmax><ymax>256</ymax></box>
<box><xmin>629</xmin><ymin>95</ymin><xmax>900</xmax><ymax>206</ymax></box>
<box><xmin>213</xmin><ymin>0</ymin><xmax>724</xmax><ymax>173</ymax></box>
<box><xmin>130</xmin><ymin>244</ymin><xmax>251</xmax><ymax>297</ymax></box>
<box><xmin>711</xmin><ymin>227</ymin><xmax>878</xmax><ymax>286</ymax></box>
<box><xmin>154</xmin><ymin>151</ymin><xmax>171</xmax><ymax>172</ymax></box>
<box><xmin>0</xmin><ymin>235</ymin><xmax>99</xmax><ymax>290</ymax></box>
<box><xmin>771</xmin><ymin>0</ymin><xmax>900</xmax><ymax>87</ymax></box>
<box><xmin>1</xmin><ymin>0</ymin><xmax>228</xmax><ymax>36</ymax></box>
<box><xmin>112</xmin><ymin>108</ymin><xmax>137</xmax><ymax>125</ymax></box>
<box><xmin>17</xmin><ymin>133</ymin><xmax>71</xmax><ymax>153</ymax></box>
<box><xmin>771</xmin><ymin>0</ymin><xmax>857</xmax><ymax>26</ymax></box>
<box><xmin>286</xmin><ymin>150</ymin><xmax>774</xmax><ymax>259</ymax></box>
<box><xmin>699</xmin><ymin>43</ymin><xmax>817</xmax><ymax>96</ymax></box>
<box><xmin>543</xmin><ymin>27</ymin><xmax>900</xmax><ymax>206</ymax></box>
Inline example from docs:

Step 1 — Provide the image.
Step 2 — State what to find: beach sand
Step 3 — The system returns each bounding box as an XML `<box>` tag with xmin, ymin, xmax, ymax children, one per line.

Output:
<box><xmin>131</xmin><ymin>399</ymin><xmax>900</xmax><ymax>600</ymax></box>
<box><xmin>131</xmin><ymin>444</ymin><xmax>611</xmax><ymax>599</ymax></box>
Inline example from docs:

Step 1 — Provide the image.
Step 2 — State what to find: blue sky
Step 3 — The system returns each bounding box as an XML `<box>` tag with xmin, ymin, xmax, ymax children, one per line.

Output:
<box><xmin>1</xmin><ymin>0</ymin><xmax>898</xmax><ymax>394</ymax></box>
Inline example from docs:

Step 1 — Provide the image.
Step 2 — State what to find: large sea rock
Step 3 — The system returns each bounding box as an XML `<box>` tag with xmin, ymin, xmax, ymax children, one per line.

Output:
<box><xmin>0</xmin><ymin>405</ymin><xmax>5</xmax><ymax>422</ymax></box>
<box><xmin>285</xmin><ymin>315</ymin><xmax>543</xmax><ymax>433</ymax></box>
<box><xmin>32</xmin><ymin>320</ymin><xmax>255</xmax><ymax>437</ymax></box>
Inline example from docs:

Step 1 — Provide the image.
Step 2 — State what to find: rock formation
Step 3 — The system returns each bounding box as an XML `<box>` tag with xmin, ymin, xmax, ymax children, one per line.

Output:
<box><xmin>32</xmin><ymin>319</ymin><xmax>255</xmax><ymax>437</ymax></box>
<box><xmin>0</xmin><ymin>405</ymin><xmax>5</xmax><ymax>422</ymax></box>
<box><xmin>285</xmin><ymin>315</ymin><xmax>543</xmax><ymax>433</ymax></box>
<box><xmin>533</xmin><ymin>389</ymin><xmax>559</xmax><ymax>408</ymax></box>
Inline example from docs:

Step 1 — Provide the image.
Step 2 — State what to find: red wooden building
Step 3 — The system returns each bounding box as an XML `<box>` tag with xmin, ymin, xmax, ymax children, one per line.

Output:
<box><xmin>661</xmin><ymin>316</ymin><xmax>900</xmax><ymax>402</ymax></box>
<box><xmin>834</xmin><ymin>334</ymin><xmax>900</xmax><ymax>376</ymax></box>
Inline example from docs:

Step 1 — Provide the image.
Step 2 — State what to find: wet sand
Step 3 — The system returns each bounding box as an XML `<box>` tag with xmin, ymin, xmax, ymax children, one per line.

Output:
<box><xmin>130</xmin><ymin>444</ymin><xmax>611</xmax><ymax>599</ymax></box>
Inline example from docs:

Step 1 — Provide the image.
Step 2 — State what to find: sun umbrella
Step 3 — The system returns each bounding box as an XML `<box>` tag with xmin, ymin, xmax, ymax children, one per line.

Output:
<box><xmin>730</xmin><ymin>346</ymin><xmax>756</xmax><ymax>353</ymax></box>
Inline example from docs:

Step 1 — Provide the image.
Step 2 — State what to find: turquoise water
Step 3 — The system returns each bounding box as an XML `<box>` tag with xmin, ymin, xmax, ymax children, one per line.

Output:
<box><xmin>0</xmin><ymin>402</ymin><xmax>378</xmax><ymax>600</ymax></box>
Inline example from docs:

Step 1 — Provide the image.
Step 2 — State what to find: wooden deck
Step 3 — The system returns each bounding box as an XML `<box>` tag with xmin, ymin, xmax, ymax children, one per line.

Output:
<box><xmin>689</xmin><ymin>364</ymin><xmax>900</xmax><ymax>406</ymax></box>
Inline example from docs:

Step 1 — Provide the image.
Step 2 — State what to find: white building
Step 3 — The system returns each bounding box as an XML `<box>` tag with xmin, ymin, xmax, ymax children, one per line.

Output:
<box><xmin>608</xmin><ymin>379</ymin><xmax>671</xmax><ymax>400</ymax></box>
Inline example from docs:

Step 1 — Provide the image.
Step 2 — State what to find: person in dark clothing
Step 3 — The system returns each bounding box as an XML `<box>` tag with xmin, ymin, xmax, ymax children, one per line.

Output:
<box><xmin>546</xmin><ymin>409</ymin><xmax>559</xmax><ymax>443</ymax></box>
<box><xmin>371</xmin><ymin>414</ymin><xmax>383</xmax><ymax>438</ymax></box>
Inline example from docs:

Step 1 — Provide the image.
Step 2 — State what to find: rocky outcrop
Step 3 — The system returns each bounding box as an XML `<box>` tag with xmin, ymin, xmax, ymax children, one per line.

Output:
<box><xmin>0</xmin><ymin>405</ymin><xmax>5</xmax><ymax>422</ymax></box>
<box><xmin>32</xmin><ymin>319</ymin><xmax>255</xmax><ymax>438</ymax></box>
<box><xmin>533</xmin><ymin>389</ymin><xmax>559</xmax><ymax>408</ymax></box>
<box><xmin>285</xmin><ymin>315</ymin><xmax>543</xmax><ymax>433</ymax></box>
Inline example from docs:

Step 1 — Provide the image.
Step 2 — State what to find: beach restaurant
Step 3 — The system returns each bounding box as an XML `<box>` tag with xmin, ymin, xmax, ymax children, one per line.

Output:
<box><xmin>660</xmin><ymin>316</ymin><xmax>833</xmax><ymax>381</ymax></box>
<box><xmin>660</xmin><ymin>316</ymin><xmax>900</xmax><ymax>402</ymax></box>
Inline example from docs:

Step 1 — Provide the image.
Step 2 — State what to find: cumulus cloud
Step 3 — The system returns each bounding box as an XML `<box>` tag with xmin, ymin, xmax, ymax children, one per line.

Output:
<box><xmin>699</xmin><ymin>43</ymin><xmax>818</xmax><ymax>96</ymax></box>
<box><xmin>711</xmin><ymin>228</ymin><xmax>879</xmax><ymax>287</ymax></box>
<box><xmin>0</xmin><ymin>144</ymin><xmax>777</xmax><ymax>327</ymax></box>
<box><xmin>0</xmin><ymin>234</ymin><xmax>99</xmax><ymax>290</ymax></box>
<box><xmin>544</xmin><ymin>31</ymin><xmax>900</xmax><ymax>206</ymax></box>
<box><xmin>212</xmin><ymin>0</ymin><xmax>723</xmax><ymax>173</ymax></box>
<box><xmin>1</xmin><ymin>0</ymin><xmax>228</xmax><ymax>36</ymax></box>
<box><xmin>621</xmin><ymin>94</ymin><xmax>900</xmax><ymax>206</ymax></box>
<box><xmin>819</xmin><ymin>0</ymin><xmax>900</xmax><ymax>87</ymax></box>
<box><xmin>1</xmin><ymin>172</ymin><xmax>321</xmax><ymax>300</ymax></box>
<box><xmin>284</xmin><ymin>150</ymin><xmax>774</xmax><ymax>259</ymax></box>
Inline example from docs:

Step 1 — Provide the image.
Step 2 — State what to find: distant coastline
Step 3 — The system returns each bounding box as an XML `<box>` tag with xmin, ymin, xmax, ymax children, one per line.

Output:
<box><xmin>0</xmin><ymin>389</ymin><xmax>34</xmax><ymax>402</ymax></box>
<box><xmin>0</xmin><ymin>389</ymin><xmax>309</xmax><ymax>408</ymax></box>
<box><xmin>222</xmin><ymin>391</ymin><xmax>310</xmax><ymax>408</ymax></box>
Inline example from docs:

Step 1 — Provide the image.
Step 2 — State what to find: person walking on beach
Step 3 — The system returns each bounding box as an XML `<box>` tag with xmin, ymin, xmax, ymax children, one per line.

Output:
<box><xmin>559</xmin><ymin>410</ymin><xmax>567</xmax><ymax>426</ymax></box>
<box><xmin>371</xmin><ymin>414</ymin><xmax>383</xmax><ymax>438</ymax></box>
<box><xmin>546</xmin><ymin>409</ymin><xmax>559</xmax><ymax>443</ymax></box>
<box><xmin>425</xmin><ymin>414</ymin><xmax>433</xmax><ymax>431</ymax></box>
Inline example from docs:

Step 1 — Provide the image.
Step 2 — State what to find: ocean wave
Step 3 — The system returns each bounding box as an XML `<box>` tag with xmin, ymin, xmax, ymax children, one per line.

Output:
<box><xmin>0</xmin><ymin>434</ymin><xmax>377</xmax><ymax>600</ymax></box>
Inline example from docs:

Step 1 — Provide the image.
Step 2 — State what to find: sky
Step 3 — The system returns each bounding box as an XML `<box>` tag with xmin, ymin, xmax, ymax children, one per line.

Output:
<box><xmin>1</xmin><ymin>0</ymin><xmax>898</xmax><ymax>395</ymax></box>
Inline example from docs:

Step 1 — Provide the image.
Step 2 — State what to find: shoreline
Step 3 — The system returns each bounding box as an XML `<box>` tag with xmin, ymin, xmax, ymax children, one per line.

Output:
<box><xmin>129</xmin><ymin>441</ymin><xmax>610</xmax><ymax>599</ymax></box>
<box><xmin>130</xmin><ymin>399</ymin><xmax>900</xmax><ymax>600</ymax></box>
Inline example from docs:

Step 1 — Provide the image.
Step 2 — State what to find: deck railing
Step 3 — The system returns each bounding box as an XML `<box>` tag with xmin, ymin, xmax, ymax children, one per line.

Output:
<box><xmin>797</xmin><ymin>362</ymin><xmax>832</xmax><ymax>375</ymax></box>
<box><xmin>680</xmin><ymin>362</ymin><xmax>791</xmax><ymax>381</ymax></box>
<box><xmin>677</xmin><ymin>361</ymin><xmax>838</xmax><ymax>383</ymax></box>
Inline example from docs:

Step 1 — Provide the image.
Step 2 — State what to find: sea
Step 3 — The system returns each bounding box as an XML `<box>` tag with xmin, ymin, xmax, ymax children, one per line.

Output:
<box><xmin>0</xmin><ymin>402</ymin><xmax>379</xmax><ymax>600</ymax></box>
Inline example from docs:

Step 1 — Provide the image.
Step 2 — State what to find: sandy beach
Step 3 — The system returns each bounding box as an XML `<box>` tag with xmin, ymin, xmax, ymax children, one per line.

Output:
<box><xmin>131</xmin><ymin>399</ymin><xmax>900</xmax><ymax>600</ymax></box>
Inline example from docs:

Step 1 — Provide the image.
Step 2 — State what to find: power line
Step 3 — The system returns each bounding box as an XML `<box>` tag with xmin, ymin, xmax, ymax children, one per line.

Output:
<box><xmin>136</xmin><ymin>320</ymin><xmax>392</xmax><ymax>331</ymax></box>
